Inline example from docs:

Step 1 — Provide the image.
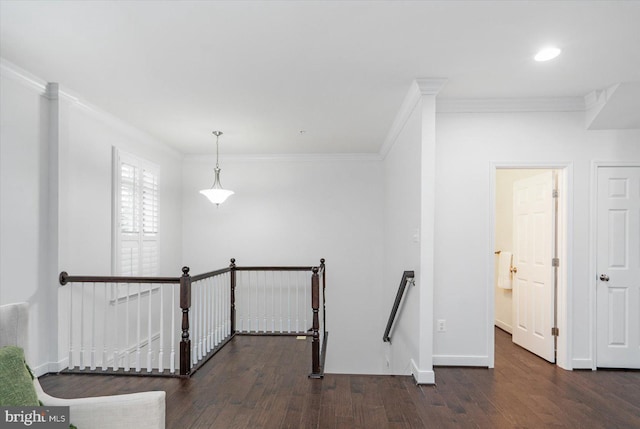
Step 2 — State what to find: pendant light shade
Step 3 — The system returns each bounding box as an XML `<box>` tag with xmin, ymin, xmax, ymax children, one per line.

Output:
<box><xmin>200</xmin><ymin>131</ymin><xmax>234</xmax><ymax>205</ymax></box>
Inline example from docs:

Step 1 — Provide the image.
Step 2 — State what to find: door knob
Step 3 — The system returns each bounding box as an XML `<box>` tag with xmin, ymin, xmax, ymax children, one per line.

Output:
<box><xmin>510</xmin><ymin>266</ymin><xmax>517</xmax><ymax>274</ymax></box>
<box><xmin>599</xmin><ymin>274</ymin><xmax>610</xmax><ymax>282</ymax></box>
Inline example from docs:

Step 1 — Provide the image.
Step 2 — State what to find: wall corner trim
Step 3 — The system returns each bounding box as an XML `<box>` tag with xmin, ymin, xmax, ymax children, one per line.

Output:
<box><xmin>415</xmin><ymin>78</ymin><xmax>448</xmax><ymax>95</ymax></box>
<box><xmin>410</xmin><ymin>359</ymin><xmax>435</xmax><ymax>385</ymax></box>
<box><xmin>379</xmin><ymin>77</ymin><xmax>447</xmax><ymax>160</ymax></box>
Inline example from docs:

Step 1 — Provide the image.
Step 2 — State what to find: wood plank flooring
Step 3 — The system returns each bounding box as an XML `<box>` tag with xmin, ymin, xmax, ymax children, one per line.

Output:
<box><xmin>39</xmin><ymin>328</ymin><xmax>640</xmax><ymax>428</ymax></box>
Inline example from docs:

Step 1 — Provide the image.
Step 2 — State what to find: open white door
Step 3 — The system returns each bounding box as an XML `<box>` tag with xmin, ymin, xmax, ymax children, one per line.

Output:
<box><xmin>512</xmin><ymin>171</ymin><xmax>555</xmax><ymax>362</ymax></box>
<box><xmin>596</xmin><ymin>166</ymin><xmax>640</xmax><ymax>369</ymax></box>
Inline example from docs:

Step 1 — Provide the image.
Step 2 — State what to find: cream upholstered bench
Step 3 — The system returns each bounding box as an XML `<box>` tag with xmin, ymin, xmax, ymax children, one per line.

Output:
<box><xmin>0</xmin><ymin>302</ymin><xmax>165</xmax><ymax>429</ymax></box>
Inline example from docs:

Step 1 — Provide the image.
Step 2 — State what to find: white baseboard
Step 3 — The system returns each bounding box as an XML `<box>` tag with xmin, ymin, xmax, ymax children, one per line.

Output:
<box><xmin>494</xmin><ymin>320</ymin><xmax>512</xmax><ymax>334</ymax></box>
<box><xmin>32</xmin><ymin>357</ymin><xmax>68</xmax><ymax>377</ymax></box>
<box><xmin>571</xmin><ymin>358</ymin><xmax>594</xmax><ymax>370</ymax></box>
<box><xmin>410</xmin><ymin>359</ymin><xmax>435</xmax><ymax>384</ymax></box>
<box><xmin>433</xmin><ymin>355</ymin><xmax>489</xmax><ymax>367</ymax></box>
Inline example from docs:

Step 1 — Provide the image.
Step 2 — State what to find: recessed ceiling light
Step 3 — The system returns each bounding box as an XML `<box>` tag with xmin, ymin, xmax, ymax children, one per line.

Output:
<box><xmin>535</xmin><ymin>46</ymin><xmax>561</xmax><ymax>62</ymax></box>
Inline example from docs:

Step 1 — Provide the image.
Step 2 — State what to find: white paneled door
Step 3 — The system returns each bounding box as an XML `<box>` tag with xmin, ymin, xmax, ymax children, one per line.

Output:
<box><xmin>596</xmin><ymin>166</ymin><xmax>640</xmax><ymax>369</ymax></box>
<box><xmin>512</xmin><ymin>171</ymin><xmax>556</xmax><ymax>362</ymax></box>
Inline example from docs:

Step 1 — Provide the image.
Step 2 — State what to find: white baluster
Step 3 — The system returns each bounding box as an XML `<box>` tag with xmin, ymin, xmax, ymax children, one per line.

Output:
<box><xmin>135</xmin><ymin>284</ymin><xmax>142</xmax><ymax>372</ymax></box>
<box><xmin>207</xmin><ymin>278</ymin><xmax>212</xmax><ymax>352</ymax></box>
<box><xmin>170</xmin><ymin>283</ymin><xmax>176</xmax><ymax>374</ymax></box>
<box><xmin>223</xmin><ymin>273</ymin><xmax>227</xmax><ymax>337</ymax></box>
<box><xmin>192</xmin><ymin>282</ymin><xmax>196</xmax><ymax>363</ymax></box>
<box><xmin>80</xmin><ymin>282</ymin><xmax>85</xmax><ymax>370</ymax></box>
<box><xmin>215</xmin><ymin>276</ymin><xmax>220</xmax><ymax>346</ymax></box>
<box><xmin>287</xmin><ymin>272</ymin><xmax>292</xmax><ymax>333</ymax></box>
<box><xmin>113</xmin><ymin>283</ymin><xmax>119</xmax><ymax>371</ymax></box>
<box><xmin>103</xmin><ymin>283</ymin><xmax>108</xmax><ymax>371</ymax></box>
<box><xmin>192</xmin><ymin>283</ymin><xmax>197</xmax><ymax>364</ymax></box>
<box><xmin>68</xmin><ymin>283</ymin><xmax>74</xmax><ymax>369</ymax></box>
<box><xmin>199</xmin><ymin>280</ymin><xmax>204</xmax><ymax>360</ymax></box>
<box><xmin>271</xmin><ymin>271</ymin><xmax>276</xmax><ymax>332</ymax></box>
<box><xmin>262</xmin><ymin>271</ymin><xmax>267</xmax><ymax>333</ymax></box>
<box><xmin>278</xmin><ymin>271</ymin><xmax>283</xmax><ymax>333</ymax></box>
<box><xmin>227</xmin><ymin>272</ymin><xmax>231</xmax><ymax>336</ymax></box>
<box><xmin>158</xmin><ymin>284</ymin><xmax>164</xmax><ymax>373</ymax></box>
<box><xmin>244</xmin><ymin>271</ymin><xmax>249</xmax><ymax>332</ymax></box>
<box><xmin>304</xmin><ymin>271</ymin><xmax>308</xmax><ymax>332</ymax></box>
<box><xmin>124</xmin><ymin>283</ymin><xmax>130</xmax><ymax>372</ymax></box>
<box><xmin>91</xmin><ymin>283</ymin><xmax>96</xmax><ymax>371</ymax></box>
<box><xmin>254</xmin><ymin>271</ymin><xmax>259</xmax><ymax>332</ymax></box>
<box><xmin>212</xmin><ymin>276</ymin><xmax>216</xmax><ymax>346</ymax></box>
<box><xmin>296</xmin><ymin>272</ymin><xmax>301</xmax><ymax>332</ymax></box>
<box><xmin>147</xmin><ymin>283</ymin><xmax>153</xmax><ymax>373</ymax></box>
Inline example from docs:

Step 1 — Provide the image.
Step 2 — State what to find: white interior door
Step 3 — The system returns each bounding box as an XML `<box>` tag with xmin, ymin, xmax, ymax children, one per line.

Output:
<box><xmin>512</xmin><ymin>171</ymin><xmax>555</xmax><ymax>362</ymax></box>
<box><xmin>596</xmin><ymin>166</ymin><xmax>640</xmax><ymax>369</ymax></box>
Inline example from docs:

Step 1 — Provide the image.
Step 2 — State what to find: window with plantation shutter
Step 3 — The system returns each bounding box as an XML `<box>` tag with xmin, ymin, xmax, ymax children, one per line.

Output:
<box><xmin>113</xmin><ymin>149</ymin><xmax>159</xmax><ymax>277</ymax></box>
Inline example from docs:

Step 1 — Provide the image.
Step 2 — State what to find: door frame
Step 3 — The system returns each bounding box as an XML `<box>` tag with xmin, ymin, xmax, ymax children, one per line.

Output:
<box><xmin>489</xmin><ymin>162</ymin><xmax>572</xmax><ymax>370</ymax></box>
<box><xmin>590</xmin><ymin>161</ymin><xmax>640</xmax><ymax>370</ymax></box>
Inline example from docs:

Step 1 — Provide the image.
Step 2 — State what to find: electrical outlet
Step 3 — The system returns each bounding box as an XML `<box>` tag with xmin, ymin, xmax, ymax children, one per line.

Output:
<box><xmin>437</xmin><ymin>319</ymin><xmax>446</xmax><ymax>332</ymax></box>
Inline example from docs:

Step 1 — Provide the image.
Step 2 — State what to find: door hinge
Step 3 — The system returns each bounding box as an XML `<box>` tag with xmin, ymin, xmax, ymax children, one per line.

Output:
<box><xmin>551</xmin><ymin>327</ymin><xmax>559</xmax><ymax>336</ymax></box>
<box><xmin>552</xmin><ymin>258</ymin><xmax>559</xmax><ymax>267</ymax></box>
<box><xmin>552</xmin><ymin>189</ymin><xmax>559</xmax><ymax>198</ymax></box>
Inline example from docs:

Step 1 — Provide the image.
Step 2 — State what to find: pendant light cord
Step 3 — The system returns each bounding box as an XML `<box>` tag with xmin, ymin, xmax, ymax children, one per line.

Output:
<box><xmin>215</xmin><ymin>133</ymin><xmax>220</xmax><ymax>169</ymax></box>
<box><xmin>213</xmin><ymin>130</ymin><xmax>223</xmax><ymax>170</ymax></box>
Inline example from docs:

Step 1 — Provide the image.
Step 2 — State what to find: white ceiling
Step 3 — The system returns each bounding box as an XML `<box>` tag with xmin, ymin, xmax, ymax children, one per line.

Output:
<box><xmin>1</xmin><ymin>1</ymin><xmax>639</xmax><ymax>154</ymax></box>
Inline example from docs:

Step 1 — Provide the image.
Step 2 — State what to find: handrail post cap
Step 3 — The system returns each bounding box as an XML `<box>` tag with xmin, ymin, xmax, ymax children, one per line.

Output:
<box><xmin>182</xmin><ymin>266</ymin><xmax>190</xmax><ymax>276</ymax></box>
<box><xmin>59</xmin><ymin>271</ymin><xmax>68</xmax><ymax>285</ymax></box>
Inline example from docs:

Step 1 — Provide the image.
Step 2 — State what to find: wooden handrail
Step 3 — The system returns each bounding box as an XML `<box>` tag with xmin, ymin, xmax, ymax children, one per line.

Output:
<box><xmin>382</xmin><ymin>271</ymin><xmax>415</xmax><ymax>343</ymax></box>
<box><xmin>191</xmin><ymin>267</ymin><xmax>232</xmax><ymax>282</ymax></box>
<box><xmin>234</xmin><ymin>266</ymin><xmax>315</xmax><ymax>272</ymax></box>
<box><xmin>59</xmin><ymin>271</ymin><xmax>180</xmax><ymax>285</ymax></box>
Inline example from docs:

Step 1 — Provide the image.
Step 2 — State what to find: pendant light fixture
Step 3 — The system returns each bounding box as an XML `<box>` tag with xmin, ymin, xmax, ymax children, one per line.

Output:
<box><xmin>199</xmin><ymin>131</ymin><xmax>234</xmax><ymax>205</ymax></box>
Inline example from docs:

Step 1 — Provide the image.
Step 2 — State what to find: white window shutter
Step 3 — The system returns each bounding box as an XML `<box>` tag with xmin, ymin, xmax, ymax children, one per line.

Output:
<box><xmin>114</xmin><ymin>149</ymin><xmax>159</xmax><ymax>277</ymax></box>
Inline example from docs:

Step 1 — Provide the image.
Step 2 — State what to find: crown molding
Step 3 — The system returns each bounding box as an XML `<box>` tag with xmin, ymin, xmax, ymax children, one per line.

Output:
<box><xmin>0</xmin><ymin>58</ymin><xmax>47</xmax><ymax>93</ymax></box>
<box><xmin>1</xmin><ymin>57</ymin><xmax>182</xmax><ymax>159</ymax></box>
<box><xmin>183</xmin><ymin>152</ymin><xmax>383</xmax><ymax>164</ymax></box>
<box><xmin>437</xmin><ymin>97</ymin><xmax>585</xmax><ymax>113</ymax></box>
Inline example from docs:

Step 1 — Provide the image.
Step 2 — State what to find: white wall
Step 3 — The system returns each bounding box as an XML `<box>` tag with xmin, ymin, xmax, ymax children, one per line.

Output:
<box><xmin>434</xmin><ymin>110</ymin><xmax>640</xmax><ymax>368</ymax></box>
<box><xmin>0</xmin><ymin>60</ymin><xmax>184</xmax><ymax>374</ymax></box>
<box><xmin>55</xmin><ymin>90</ymin><xmax>184</xmax><ymax>370</ymax></box>
<box><xmin>182</xmin><ymin>155</ymin><xmax>386</xmax><ymax>373</ymax></box>
<box><xmin>382</xmin><ymin>103</ymin><xmax>422</xmax><ymax>374</ymax></box>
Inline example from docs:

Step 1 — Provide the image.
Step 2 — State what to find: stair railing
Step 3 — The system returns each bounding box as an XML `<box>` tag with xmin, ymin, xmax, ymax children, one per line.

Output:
<box><xmin>59</xmin><ymin>258</ymin><xmax>326</xmax><ymax>378</ymax></box>
<box><xmin>382</xmin><ymin>271</ymin><xmax>415</xmax><ymax>343</ymax></box>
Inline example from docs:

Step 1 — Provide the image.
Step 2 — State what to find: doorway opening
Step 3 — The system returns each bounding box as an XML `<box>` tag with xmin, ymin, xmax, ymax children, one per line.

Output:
<box><xmin>491</xmin><ymin>165</ymin><xmax>570</xmax><ymax>369</ymax></box>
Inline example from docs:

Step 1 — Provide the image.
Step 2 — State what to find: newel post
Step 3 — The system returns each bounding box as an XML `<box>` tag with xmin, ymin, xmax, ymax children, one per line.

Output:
<box><xmin>310</xmin><ymin>266</ymin><xmax>321</xmax><ymax>378</ymax></box>
<box><xmin>230</xmin><ymin>258</ymin><xmax>236</xmax><ymax>334</ymax></box>
<box><xmin>179</xmin><ymin>266</ymin><xmax>192</xmax><ymax>376</ymax></box>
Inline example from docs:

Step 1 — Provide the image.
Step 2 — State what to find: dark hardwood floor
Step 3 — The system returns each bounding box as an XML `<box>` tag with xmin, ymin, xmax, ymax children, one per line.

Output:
<box><xmin>39</xmin><ymin>328</ymin><xmax>640</xmax><ymax>428</ymax></box>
